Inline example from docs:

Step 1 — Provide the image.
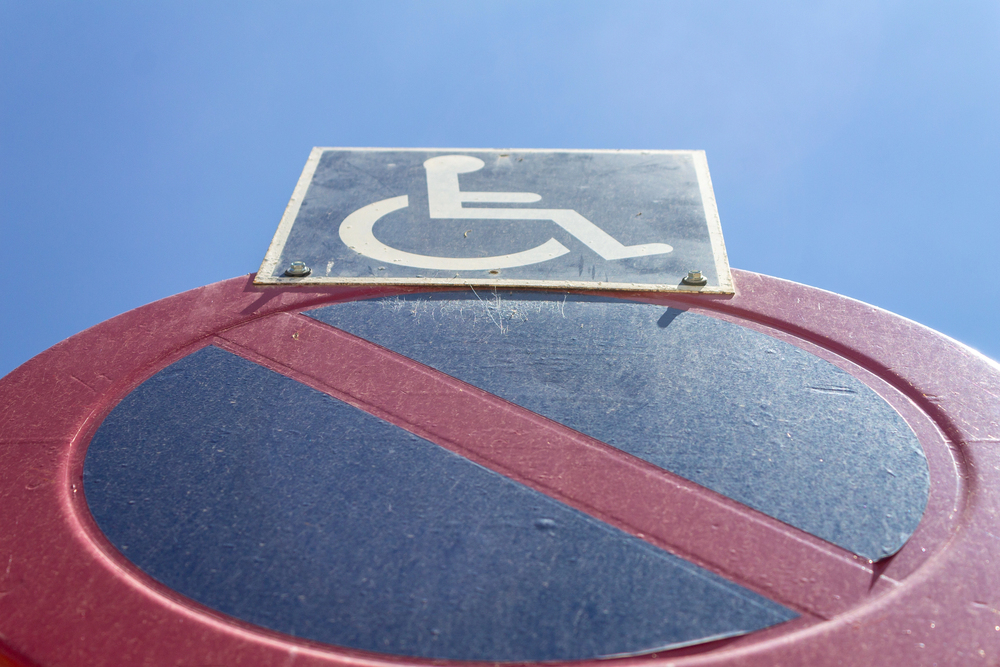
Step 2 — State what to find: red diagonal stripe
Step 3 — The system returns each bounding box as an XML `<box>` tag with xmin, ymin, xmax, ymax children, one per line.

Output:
<box><xmin>216</xmin><ymin>311</ymin><xmax>897</xmax><ymax>619</ymax></box>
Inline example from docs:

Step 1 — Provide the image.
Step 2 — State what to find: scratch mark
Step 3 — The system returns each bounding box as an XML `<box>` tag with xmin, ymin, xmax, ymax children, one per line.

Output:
<box><xmin>807</xmin><ymin>385</ymin><xmax>857</xmax><ymax>395</ymax></box>
<box><xmin>69</xmin><ymin>375</ymin><xmax>95</xmax><ymax>392</ymax></box>
<box><xmin>971</xmin><ymin>601</ymin><xmax>1000</xmax><ymax>616</ymax></box>
<box><xmin>469</xmin><ymin>286</ymin><xmax>507</xmax><ymax>333</ymax></box>
<box><xmin>379</xmin><ymin>296</ymin><xmax>406</xmax><ymax>314</ymax></box>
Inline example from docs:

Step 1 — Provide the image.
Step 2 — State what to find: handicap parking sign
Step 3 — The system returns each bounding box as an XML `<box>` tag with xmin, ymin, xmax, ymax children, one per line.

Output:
<box><xmin>256</xmin><ymin>148</ymin><xmax>733</xmax><ymax>292</ymax></box>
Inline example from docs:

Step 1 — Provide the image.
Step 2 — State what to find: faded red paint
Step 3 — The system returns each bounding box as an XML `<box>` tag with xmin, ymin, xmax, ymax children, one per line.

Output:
<box><xmin>0</xmin><ymin>269</ymin><xmax>996</xmax><ymax>666</ymax></box>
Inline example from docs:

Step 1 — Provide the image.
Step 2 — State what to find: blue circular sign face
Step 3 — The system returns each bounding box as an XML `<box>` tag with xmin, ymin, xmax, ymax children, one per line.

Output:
<box><xmin>81</xmin><ymin>291</ymin><xmax>927</xmax><ymax>662</ymax></box>
<box><xmin>0</xmin><ymin>271</ymin><xmax>993</xmax><ymax>667</ymax></box>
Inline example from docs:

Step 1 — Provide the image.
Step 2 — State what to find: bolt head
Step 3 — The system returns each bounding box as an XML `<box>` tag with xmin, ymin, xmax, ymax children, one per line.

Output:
<box><xmin>682</xmin><ymin>270</ymin><xmax>708</xmax><ymax>286</ymax></box>
<box><xmin>284</xmin><ymin>261</ymin><xmax>311</xmax><ymax>277</ymax></box>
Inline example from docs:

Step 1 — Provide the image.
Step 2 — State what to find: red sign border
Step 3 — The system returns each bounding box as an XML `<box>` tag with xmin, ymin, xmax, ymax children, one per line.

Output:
<box><xmin>1</xmin><ymin>269</ymin><xmax>997</xmax><ymax>666</ymax></box>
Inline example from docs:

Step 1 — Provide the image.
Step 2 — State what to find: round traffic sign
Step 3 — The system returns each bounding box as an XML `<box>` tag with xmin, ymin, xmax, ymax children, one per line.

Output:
<box><xmin>0</xmin><ymin>269</ymin><xmax>997</xmax><ymax>666</ymax></box>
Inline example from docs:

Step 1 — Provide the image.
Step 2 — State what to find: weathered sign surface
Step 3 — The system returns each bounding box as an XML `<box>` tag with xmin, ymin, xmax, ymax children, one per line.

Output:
<box><xmin>256</xmin><ymin>148</ymin><xmax>733</xmax><ymax>292</ymax></box>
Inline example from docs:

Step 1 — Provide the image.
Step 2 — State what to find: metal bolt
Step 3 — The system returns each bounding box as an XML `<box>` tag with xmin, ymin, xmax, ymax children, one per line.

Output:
<box><xmin>682</xmin><ymin>270</ymin><xmax>708</xmax><ymax>286</ymax></box>
<box><xmin>284</xmin><ymin>261</ymin><xmax>311</xmax><ymax>277</ymax></box>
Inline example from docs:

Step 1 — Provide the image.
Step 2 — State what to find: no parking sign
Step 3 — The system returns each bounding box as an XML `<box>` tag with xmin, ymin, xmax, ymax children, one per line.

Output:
<box><xmin>1</xmin><ymin>149</ymin><xmax>999</xmax><ymax>666</ymax></box>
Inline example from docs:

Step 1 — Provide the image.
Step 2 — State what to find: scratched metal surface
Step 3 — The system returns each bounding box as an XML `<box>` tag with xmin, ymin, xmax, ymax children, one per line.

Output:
<box><xmin>82</xmin><ymin>346</ymin><xmax>795</xmax><ymax>662</ymax></box>
<box><xmin>307</xmin><ymin>291</ymin><xmax>930</xmax><ymax>561</ymax></box>
<box><xmin>257</xmin><ymin>149</ymin><xmax>729</xmax><ymax>290</ymax></box>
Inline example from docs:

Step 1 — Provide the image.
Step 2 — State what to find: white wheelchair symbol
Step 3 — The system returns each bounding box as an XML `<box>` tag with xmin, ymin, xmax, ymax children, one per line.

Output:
<box><xmin>339</xmin><ymin>155</ymin><xmax>673</xmax><ymax>271</ymax></box>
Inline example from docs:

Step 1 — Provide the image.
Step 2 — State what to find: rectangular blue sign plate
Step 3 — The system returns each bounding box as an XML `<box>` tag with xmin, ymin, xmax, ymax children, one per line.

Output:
<box><xmin>256</xmin><ymin>148</ymin><xmax>733</xmax><ymax>293</ymax></box>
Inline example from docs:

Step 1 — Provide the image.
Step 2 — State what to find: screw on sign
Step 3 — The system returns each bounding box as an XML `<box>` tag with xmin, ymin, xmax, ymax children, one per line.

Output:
<box><xmin>2</xmin><ymin>147</ymin><xmax>1000</xmax><ymax>666</ymax></box>
<box><xmin>0</xmin><ymin>272</ymin><xmax>999</xmax><ymax>666</ymax></box>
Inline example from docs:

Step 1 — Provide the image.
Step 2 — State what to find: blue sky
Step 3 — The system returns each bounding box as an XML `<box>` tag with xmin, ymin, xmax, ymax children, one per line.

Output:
<box><xmin>2</xmin><ymin>1</ymin><xmax>998</xmax><ymax>378</ymax></box>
